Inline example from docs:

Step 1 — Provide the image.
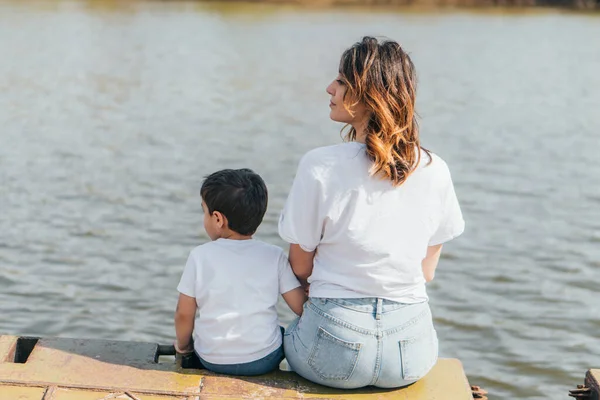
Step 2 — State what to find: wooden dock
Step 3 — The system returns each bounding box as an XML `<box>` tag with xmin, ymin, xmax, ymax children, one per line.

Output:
<box><xmin>0</xmin><ymin>334</ymin><xmax>476</xmax><ymax>399</ymax></box>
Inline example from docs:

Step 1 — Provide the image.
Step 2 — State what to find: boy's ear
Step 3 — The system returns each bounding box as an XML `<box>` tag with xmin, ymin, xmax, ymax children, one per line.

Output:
<box><xmin>213</xmin><ymin>211</ymin><xmax>227</xmax><ymax>229</ymax></box>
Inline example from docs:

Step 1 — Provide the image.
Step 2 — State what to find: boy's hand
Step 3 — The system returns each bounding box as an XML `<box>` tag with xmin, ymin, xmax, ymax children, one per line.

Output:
<box><xmin>174</xmin><ymin>339</ymin><xmax>194</xmax><ymax>355</ymax></box>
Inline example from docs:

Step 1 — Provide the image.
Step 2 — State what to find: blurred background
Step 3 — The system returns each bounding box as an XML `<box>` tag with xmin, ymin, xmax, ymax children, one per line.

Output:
<box><xmin>0</xmin><ymin>1</ymin><xmax>599</xmax><ymax>399</ymax></box>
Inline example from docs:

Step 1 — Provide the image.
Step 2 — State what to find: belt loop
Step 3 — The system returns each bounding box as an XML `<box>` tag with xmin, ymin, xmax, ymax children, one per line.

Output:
<box><xmin>375</xmin><ymin>298</ymin><xmax>383</xmax><ymax>320</ymax></box>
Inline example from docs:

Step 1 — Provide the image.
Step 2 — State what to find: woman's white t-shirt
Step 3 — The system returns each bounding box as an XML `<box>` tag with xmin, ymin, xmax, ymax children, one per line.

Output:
<box><xmin>278</xmin><ymin>142</ymin><xmax>464</xmax><ymax>303</ymax></box>
<box><xmin>177</xmin><ymin>238</ymin><xmax>300</xmax><ymax>364</ymax></box>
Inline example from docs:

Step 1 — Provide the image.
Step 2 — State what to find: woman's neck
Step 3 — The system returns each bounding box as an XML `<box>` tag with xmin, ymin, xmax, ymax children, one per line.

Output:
<box><xmin>354</xmin><ymin>126</ymin><xmax>367</xmax><ymax>144</ymax></box>
<box><xmin>352</xmin><ymin>118</ymin><xmax>369</xmax><ymax>144</ymax></box>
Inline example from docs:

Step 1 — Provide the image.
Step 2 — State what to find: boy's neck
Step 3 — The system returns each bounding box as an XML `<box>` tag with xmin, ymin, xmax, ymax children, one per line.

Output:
<box><xmin>218</xmin><ymin>230</ymin><xmax>253</xmax><ymax>241</ymax></box>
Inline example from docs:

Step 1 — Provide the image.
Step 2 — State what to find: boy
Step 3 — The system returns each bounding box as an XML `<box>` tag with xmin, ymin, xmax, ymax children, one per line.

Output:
<box><xmin>174</xmin><ymin>168</ymin><xmax>306</xmax><ymax>376</ymax></box>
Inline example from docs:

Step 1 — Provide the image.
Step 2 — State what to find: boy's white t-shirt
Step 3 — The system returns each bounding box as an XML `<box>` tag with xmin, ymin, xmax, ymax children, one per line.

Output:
<box><xmin>278</xmin><ymin>142</ymin><xmax>465</xmax><ymax>304</ymax></box>
<box><xmin>177</xmin><ymin>238</ymin><xmax>300</xmax><ymax>364</ymax></box>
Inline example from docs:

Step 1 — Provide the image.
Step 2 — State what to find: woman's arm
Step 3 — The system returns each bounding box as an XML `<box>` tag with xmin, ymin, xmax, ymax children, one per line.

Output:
<box><xmin>174</xmin><ymin>293</ymin><xmax>197</xmax><ymax>353</ymax></box>
<box><xmin>422</xmin><ymin>244</ymin><xmax>443</xmax><ymax>282</ymax></box>
<box><xmin>289</xmin><ymin>244</ymin><xmax>316</xmax><ymax>284</ymax></box>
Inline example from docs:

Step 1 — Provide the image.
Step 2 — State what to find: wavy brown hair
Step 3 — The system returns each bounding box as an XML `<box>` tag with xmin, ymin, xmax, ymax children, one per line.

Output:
<box><xmin>339</xmin><ymin>36</ymin><xmax>430</xmax><ymax>186</ymax></box>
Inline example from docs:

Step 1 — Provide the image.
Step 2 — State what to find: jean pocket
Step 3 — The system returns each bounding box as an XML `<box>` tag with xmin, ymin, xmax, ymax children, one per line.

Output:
<box><xmin>308</xmin><ymin>327</ymin><xmax>362</xmax><ymax>381</ymax></box>
<box><xmin>399</xmin><ymin>327</ymin><xmax>438</xmax><ymax>381</ymax></box>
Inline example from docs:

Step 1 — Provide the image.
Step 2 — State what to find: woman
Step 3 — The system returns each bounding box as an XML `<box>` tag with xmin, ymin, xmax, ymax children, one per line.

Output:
<box><xmin>278</xmin><ymin>36</ymin><xmax>464</xmax><ymax>389</ymax></box>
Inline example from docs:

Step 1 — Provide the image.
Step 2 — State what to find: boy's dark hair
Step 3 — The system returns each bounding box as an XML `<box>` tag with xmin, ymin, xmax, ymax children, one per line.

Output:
<box><xmin>200</xmin><ymin>168</ymin><xmax>268</xmax><ymax>236</ymax></box>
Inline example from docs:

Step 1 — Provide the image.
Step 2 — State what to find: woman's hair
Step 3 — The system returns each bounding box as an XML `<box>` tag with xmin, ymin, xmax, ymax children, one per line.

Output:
<box><xmin>339</xmin><ymin>36</ymin><xmax>430</xmax><ymax>186</ymax></box>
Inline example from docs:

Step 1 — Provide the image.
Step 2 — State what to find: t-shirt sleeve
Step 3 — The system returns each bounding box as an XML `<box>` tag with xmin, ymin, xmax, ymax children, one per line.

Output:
<box><xmin>428</xmin><ymin>170</ymin><xmax>465</xmax><ymax>246</ymax></box>
<box><xmin>176</xmin><ymin>251</ymin><xmax>197</xmax><ymax>298</ymax></box>
<box><xmin>278</xmin><ymin>154</ymin><xmax>323</xmax><ymax>252</ymax></box>
<box><xmin>277</xmin><ymin>251</ymin><xmax>301</xmax><ymax>295</ymax></box>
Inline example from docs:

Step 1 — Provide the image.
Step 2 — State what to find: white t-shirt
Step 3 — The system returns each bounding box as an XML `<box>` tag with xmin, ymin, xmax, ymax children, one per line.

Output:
<box><xmin>177</xmin><ymin>238</ymin><xmax>300</xmax><ymax>364</ymax></box>
<box><xmin>278</xmin><ymin>142</ymin><xmax>464</xmax><ymax>303</ymax></box>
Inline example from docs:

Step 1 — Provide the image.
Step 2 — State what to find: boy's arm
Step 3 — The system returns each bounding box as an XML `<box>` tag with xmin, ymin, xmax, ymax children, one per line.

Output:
<box><xmin>278</xmin><ymin>249</ymin><xmax>308</xmax><ymax>316</ymax></box>
<box><xmin>174</xmin><ymin>293</ymin><xmax>197</xmax><ymax>353</ymax></box>
<box><xmin>282</xmin><ymin>287</ymin><xmax>307</xmax><ymax>316</ymax></box>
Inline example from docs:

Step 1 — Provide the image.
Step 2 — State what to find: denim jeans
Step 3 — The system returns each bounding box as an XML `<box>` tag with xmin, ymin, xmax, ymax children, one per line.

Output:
<box><xmin>182</xmin><ymin>344</ymin><xmax>284</xmax><ymax>376</ymax></box>
<box><xmin>283</xmin><ymin>298</ymin><xmax>438</xmax><ymax>389</ymax></box>
<box><xmin>181</xmin><ymin>326</ymin><xmax>285</xmax><ymax>376</ymax></box>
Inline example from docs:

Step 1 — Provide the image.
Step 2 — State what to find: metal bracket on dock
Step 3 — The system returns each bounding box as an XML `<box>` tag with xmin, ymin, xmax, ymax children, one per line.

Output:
<box><xmin>570</xmin><ymin>385</ymin><xmax>592</xmax><ymax>399</ymax></box>
<box><xmin>570</xmin><ymin>370</ymin><xmax>600</xmax><ymax>400</ymax></box>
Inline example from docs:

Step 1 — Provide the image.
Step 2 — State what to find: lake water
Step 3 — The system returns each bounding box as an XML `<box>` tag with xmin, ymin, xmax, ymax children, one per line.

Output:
<box><xmin>1</xmin><ymin>1</ymin><xmax>599</xmax><ymax>399</ymax></box>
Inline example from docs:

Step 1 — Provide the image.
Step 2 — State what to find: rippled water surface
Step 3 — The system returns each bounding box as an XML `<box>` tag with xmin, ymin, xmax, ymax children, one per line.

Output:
<box><xmin>1</xmin><ymin>1</ymin><xmax>599</xmax><ymax>398</ymax></box>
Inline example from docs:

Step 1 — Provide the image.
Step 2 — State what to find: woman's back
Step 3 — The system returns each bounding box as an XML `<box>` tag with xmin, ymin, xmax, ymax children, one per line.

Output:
<box><xmin>279</xmin><ymin>142</ymin><xmax>464</xmax><ymax>303</ymax></box>
<box><xmin>280</xmin><ymin>36</ymin><xmax>465</xmax><ymax>389</ymax></box>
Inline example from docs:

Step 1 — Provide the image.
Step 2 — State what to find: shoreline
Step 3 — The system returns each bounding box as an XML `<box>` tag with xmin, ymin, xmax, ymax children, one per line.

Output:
<box><xmin>194</xmin><ymin>0</ymin><xmax>600</xmax><ymax>11</ymax></box>
<box><xmin>3</xmin><ymin>0</ymin><xmax>599</xmax><ymax>13</ymax></box>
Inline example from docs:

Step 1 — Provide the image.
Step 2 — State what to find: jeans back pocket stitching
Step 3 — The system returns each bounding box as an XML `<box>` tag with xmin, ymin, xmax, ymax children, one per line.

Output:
<box><xmin>308</xmin><ymin>327</ymin><xmax>362</xmax><ymax>381</ymax></box>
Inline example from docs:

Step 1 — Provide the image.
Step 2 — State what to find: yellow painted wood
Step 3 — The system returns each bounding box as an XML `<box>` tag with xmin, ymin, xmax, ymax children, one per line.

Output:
<box><xmin>0</xmin><ymin>336</ymin><xmax>18</xmax><ymax>362</ymax></box>
<box><xmin>47</xmin><ymin>389</ymin><xmax>121</xmax><ymax>400</ymax></box>
<box><xmin>196</xmin><ymin>358</ymin><xmax>472</xmax><ymax>399</ymax></box>
<box><xmin>50</xmin><ymin>388</ymin><xmax>186</xmax><ymax>400</ymax></box>
<box><xmin>132</xmin><ymin>394</ymin><xmax>187</xmax><ymax>400</ymax></box>
<box><xmin>0</xmin><ymin>385</ymin><xmax>45</xmax><ymax>400</ymax></box>
<box><xmin>589</xmin><ymin>369</ymin><xmax>600</xmax><ymax>384</ymax></box>
<box><xmin>0</xmin><ymin>336</ymin><xmax>201</xmax><ymax>396</ymax></box>
<box><xmin>586</xmin><ymin>369</ymin><xmax>600</xmax><ymax>398</ymax></box>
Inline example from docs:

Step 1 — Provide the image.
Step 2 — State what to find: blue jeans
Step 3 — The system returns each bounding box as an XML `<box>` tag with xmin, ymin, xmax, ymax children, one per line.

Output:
<box><xmin>198</xmin><ymin>344</ymin><xmax>284</xmax><ymax>376</ymax></box>
<box><xmin>284</xmin><ymin>298</ymin><xmax>438</xmax><ymax>389</ymax></box>
<box><xmin>181</xmin><ymin>327</ymin><xmax>285</xmax><ymax>376</ymax></box>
